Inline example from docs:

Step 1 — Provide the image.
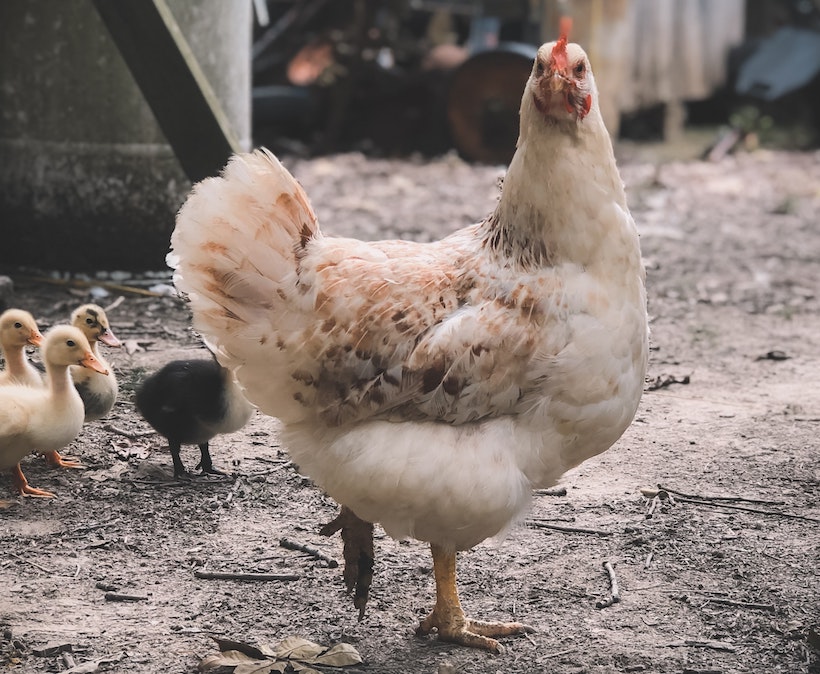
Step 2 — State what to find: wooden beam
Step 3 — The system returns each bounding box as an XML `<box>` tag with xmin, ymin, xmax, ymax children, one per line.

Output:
<box><xmin>91</xmin><ymin>0</ymin><xmax>242</xmax><ymax>182</ymax></box>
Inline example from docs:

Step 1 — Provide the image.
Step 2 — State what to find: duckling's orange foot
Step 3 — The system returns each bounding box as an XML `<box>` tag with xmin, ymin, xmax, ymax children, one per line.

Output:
<box><xmin>12</xmin><ymin>465</ymin><xmax>56</xmax><ymax>499</ymax></box>
<box><xmin>416</xmin><ymin>611</ymin><xmax>534</xmax><ymax>653</ymax></box>
<box><xmin>44</xmin><ymin>451</ymin><xmax>84</xmax><ymax>469</ymax></box>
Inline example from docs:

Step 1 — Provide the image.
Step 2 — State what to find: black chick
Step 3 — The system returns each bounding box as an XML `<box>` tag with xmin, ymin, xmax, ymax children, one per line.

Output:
<box><xmin>135</xmin><ymin>358</ymin><xmax>254</xmax><ymax>478</ymax></box>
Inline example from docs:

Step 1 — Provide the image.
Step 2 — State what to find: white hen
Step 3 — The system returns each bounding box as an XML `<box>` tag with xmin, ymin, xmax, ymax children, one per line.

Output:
<box><xmin>171</xmin><ymin>23</ymin><xmax>648</xmax><ymax>652</ymax></box>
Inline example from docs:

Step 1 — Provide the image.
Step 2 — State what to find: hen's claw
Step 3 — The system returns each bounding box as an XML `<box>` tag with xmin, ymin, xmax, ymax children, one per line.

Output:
<box><xmin>417</xmin><ymin>613</ymin><xmax>534</xmax><ymax>653</ymax></box>
<box><xmin>320</xmin><ymin>505</ymin><xmax>374</xmax><ymax>620</ymax></box>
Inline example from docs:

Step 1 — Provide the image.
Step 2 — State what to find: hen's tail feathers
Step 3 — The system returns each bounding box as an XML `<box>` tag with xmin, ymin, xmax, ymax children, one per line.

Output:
<box><xmin>169</xmin><ymin>148</ymin><xmax>319</xmax><ymax>367</ymax></box>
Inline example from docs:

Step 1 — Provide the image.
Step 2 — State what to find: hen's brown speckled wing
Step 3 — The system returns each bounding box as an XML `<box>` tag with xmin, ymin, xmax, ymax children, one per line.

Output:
<box><xmin>171</xmin><ymin>151</ymin><xmax>565</xmax><ymax>428</ymax></box>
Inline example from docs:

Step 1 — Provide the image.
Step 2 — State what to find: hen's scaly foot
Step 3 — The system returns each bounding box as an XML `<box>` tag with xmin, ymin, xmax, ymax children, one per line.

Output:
<box><xmin>44</xmin><ymin>450</ymin><xmax>84</xmax><ymax>469</ymax></box>
<box><xmin>320</xmin><ymin>505</ymin><xmax>374</xmax><ymax>620</ymax></box>
<box><xmin>416</xmin><ymin>543</ymin><xmax>533</xmax><ymax>653</ymax></box>
<box><xmin>417</xmin><ymin>612</ymin><xmax>534</xmax><ymax>653</ymax></box>
<box><xmin>12</xmin><ymin>464</ymin><xmax>56</xmax><ymax>499</ymax></box>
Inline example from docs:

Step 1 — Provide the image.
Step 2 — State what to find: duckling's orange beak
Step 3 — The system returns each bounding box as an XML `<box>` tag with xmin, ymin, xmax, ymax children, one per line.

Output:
<box><xmin>80</xmin><ymin>351</ymin><xmax>109</xmax><ymax>375</ymax></box>
<box><xmin>98</xmin><ymin>328</ymin><xmax>121</xmax><ymax>348</ymax></box>
<box><xmin>27</xmin><ymin>330</ymin><xmax>44</xmax><ymax>347</ymax></box>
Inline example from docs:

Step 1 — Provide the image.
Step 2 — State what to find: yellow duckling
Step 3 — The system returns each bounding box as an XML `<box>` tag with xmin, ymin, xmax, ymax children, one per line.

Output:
<box><xmin>0</xmin><ymin>308</ymin><xmax>44</xmax><ymax>387</ymax></box>
<box><xmin>0</xmin><ymin>325</ymin><xmax>107</xmax><ymax>501</ymax></box>
<box><xmin>69</xmin><ymin>304</ymin><xmax>121</xmax><ymax>421</ymax></box>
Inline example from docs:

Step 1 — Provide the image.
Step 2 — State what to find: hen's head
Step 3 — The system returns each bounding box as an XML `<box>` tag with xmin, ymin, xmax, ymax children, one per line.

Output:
<box><xmin>528</xmin><ymin>18</ymin><xmax>594</xmax><ymax>123</ymax></box>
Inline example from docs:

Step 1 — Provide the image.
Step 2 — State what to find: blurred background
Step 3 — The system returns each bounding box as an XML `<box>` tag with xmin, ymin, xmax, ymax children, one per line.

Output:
<box><xmin>1</xmin><ymin>0</ymin><xmax>818</xmax><ymax>274</ymax></box>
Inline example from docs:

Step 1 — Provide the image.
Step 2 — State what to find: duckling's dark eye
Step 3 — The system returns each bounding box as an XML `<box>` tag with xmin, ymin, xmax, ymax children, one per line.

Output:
<box><xmin>67</xmin><ymin>339</ymin><xmax>76</xmax><ymax>347</ymax></box>
<box><xmin>574</xmin><ymin>62</ymin><xmax>586</xmax><ymax>76</ymax></box>
<box><xmin>14</xmin><ymin>322</ymin><xmax>22</xmax><ymax>329</ymax></box>
<box><xmin>86</xmin><ymin>318</ymin><xmax>94</xmax><ymax>324</ymax></box>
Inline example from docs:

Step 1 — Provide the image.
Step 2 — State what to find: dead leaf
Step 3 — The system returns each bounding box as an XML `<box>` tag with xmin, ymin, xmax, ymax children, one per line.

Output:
<box><xmin>311</xmin><ymin>643</ymin><xmax>363</xmax><ymax>667</ymax></box>
<box><xmin>234</xmin><ymin>661</ymin><xmax>279</xmax><ymax>674</ymax></box>
<box><xmin>200</xmin><ymin>635</ymin><xmax>362</xmax><ymax>673</ymax></box>
<box><xmin>273</xmin><ymin>636</ymin><xmax>325</xmax><ymax>662</ymax></box>
<box><xmin>199</xmin><ymin>649</ymin><xmax>267</xmax><ymax>671</ymax></box>
<box><xmin>213</xmin><ymin>638</ymin><xmax>268</xmax><ymax>660</ymax></box>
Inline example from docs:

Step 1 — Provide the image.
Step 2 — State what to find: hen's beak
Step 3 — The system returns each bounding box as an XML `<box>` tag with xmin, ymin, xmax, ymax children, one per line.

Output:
<box><xmin>80</xmin><ymin>351</ymin><xmax>109</xmax><ymax>375</ymax></box>
<box><xmin>99</xmin><ymin>329</ymin><xmax>121</xmax><ymax>348</ymax></box>
<box><xmin>27</xmin><ymin>331</ymin><xmax>44</xmax><ymax>347</ymax></box>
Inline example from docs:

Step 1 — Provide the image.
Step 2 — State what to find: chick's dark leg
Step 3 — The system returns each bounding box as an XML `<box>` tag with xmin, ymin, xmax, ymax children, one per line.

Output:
<box><xmin>169</xmin><ymin>440</ymin><xmax>189</xmax><ymax>479</ymax></box>
<box><xmin>195</xmin><ymin>442</ymin><xmax>225</xmax><ymax>476</ymax></box>
<box><xmin>416</xmin><ymin>543</ymin><xmax>534</xmax><ymax>653</ymax></box>
<box><xmin>320</xmin><ymin>505</ymin><xmax>374</xmax><ymax>620</ymax></box>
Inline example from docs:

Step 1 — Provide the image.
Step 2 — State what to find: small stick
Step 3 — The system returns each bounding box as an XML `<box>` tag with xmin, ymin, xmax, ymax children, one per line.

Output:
<box><xmin>104</xmin><ymin>295</ymin><xmax>126</xmax><ymax>313</ymax></box>
<box><xmin>674</xmin><ymin>496</ymin><xmax>820</xmax><ymax>523</ymax></box>
<box><xmin>595</xmin><ymin>561</ymin><xmax>620</xmax><ymax>609</ymax></box>
<box><xmin>224</xmin><ymin>478</ymin><xmax>243</xmax><ymax>506</ymax></box>
<box><xmin>703</xmin><ymin>597</ymin><xmax>776</xmax><ymax>613</ymax></box>
<box><xmin>645</xmin><ymin>495</ymin><xmax>660</xmax><ymax>519</ymax></box>
<box><xmin>194</xmin><ymin>570</ymin><xmax>300</xmax><ymax>582</ymax></box>
<box><xmin>666</xmin><ymin>639</ymin><xmax>735</xmax><ymax>652</ymax></box>
<box><xmin>533</xmin><ymin>487</ymin><xmax>567</xmax><ymax>497</ymax></box>
<box><xmin>61</xmin><ymin>652</ymin><xmax>77</xmax><ymax>669</ymax></box>
<box><xmin>104</xmin><ymin>592</ymin><xmax>148</xmax><ymax>602</ymax></box>
<box><xmin>9</xmin><ymin>552</ymin><xmax>53</xmax><ymax>574</ymax></box>
<box><xmin>279</xmin><ymin>537</ymin><xmax>339</xmax><ymax>568</ymax></box>
<box><xmin>249</xmin><ymin>456</ymin><xmax>291</xmax><ymax>466</ymax></box>
<box><xmin>527</xmin><ymin>520</ymin><xmax>612</xmax><ymax>536</ymax></box>
<box><xmin>644</xmin><ymin>551</ymin><xmax>654</xmax><ymax>569</ymax></box>
<box><xmin>103</xmin><ymin>424</ymin><xmax>156</xmax><ymax>439</ymax></box>
<box><xmin>658</xmin><ymin>484</ymin><xmax>785</xmax><ymax>506</ymax></box>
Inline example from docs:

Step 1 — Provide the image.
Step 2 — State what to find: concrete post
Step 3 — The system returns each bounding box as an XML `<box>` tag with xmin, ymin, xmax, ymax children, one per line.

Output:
<box><xmin>0</xmin><ymin>0</ymin><xmax>251</xmax><ymax>271</ymax></box>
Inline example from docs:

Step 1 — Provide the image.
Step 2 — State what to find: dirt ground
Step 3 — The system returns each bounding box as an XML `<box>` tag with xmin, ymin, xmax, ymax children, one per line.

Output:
<box><xmin>1</xmin><ymin>145</ymin><xmax>819</xmax><ymax>674</ymax></box>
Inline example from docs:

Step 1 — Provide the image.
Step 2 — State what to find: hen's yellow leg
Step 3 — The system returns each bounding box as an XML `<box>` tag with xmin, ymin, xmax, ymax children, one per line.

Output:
<box><xmin>416</xmin><ymin>543</ymin><xmax>533</xmax><ymax>652</ymax></box>
<box><xmin>12</xmin><ymin>464</ymin><xmax>55</xmax><ymax>498</ymax></box>
<box><xmin>43</xmin><ymin>450</ymin><xmax>84</xmax><ymax>469</ymax></box>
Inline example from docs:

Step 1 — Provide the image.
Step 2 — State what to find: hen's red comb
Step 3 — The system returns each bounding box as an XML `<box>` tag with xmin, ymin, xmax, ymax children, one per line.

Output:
<box><xmin>551</xmin><ymin>16</ymin><xmax>572</xmax><ymax>69</ymax></box>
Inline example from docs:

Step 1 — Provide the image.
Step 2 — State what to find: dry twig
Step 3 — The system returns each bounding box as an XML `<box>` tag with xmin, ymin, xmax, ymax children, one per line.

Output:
<box><xmin>103</xmin><ymin>423</ymin><xmax>156</xmax><ymax>439</ymax></box>
<box><xmin>595</xmin><ymin>561</ymin><xmax>620</xmax><ymax>609</ymax></box>
<box><xmin>533</xmin><ymin>487</ymin><xmax>567</xmax><ymax>497</ymax></box>
<box><xmin>193</xmin><ymin>570</ymin><xmax>300</xmax><ymax>582</ymax></box>
<box><xmin>658</xmin><ymin>484</ymin><xmax>785</xmax><ymax>506</ymax></box>
<box><xmin>104</xmin><ymin>592</ymin><xmax>148</xmax><ymax>602</ymax></box>
<box><xmin>666</xmin><ymin>639</ymin><xmax>736</xmax><ymax>652</ymax></box>
<box><xmin>279</xmin><ymin>537</ymin><xmax>339</xmax><ymax>568</ymax></box>
<box><xmin>527</xmin><ymin>520</ymin><xmax>612</xmax><ymax>536</ymax></box>
<box><xmin>702</xmin><ymin>597</ymin><xmax>776</xmax><ymax>613</ymax></box>
<box><xmin>674</xmin><ymin>495</ymin><xmax>820</xmax><ymax>523</ymax></box>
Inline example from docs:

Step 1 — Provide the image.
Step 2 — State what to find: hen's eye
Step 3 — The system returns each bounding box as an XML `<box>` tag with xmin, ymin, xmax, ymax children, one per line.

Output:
<box><xmin>67</xmin><ymin>340</ymin><xmax>76</xmax><ymax>347</ymax></box>
<box><xmin>535</xmin><ymin>61</ymin><xmax>545</xmax><ymax>76</ymax></box>
<box><xmin>574</xmin><ymin>62</ymin><xmax>586</xmax><ymax>76</ymax></box>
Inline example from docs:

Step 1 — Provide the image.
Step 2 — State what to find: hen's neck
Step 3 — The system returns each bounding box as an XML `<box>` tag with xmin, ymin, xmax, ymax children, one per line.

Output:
<box><xmin>484</xmin><ymin>105</ymin><xmax>631</xmax><ymax>271</ymax></box>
